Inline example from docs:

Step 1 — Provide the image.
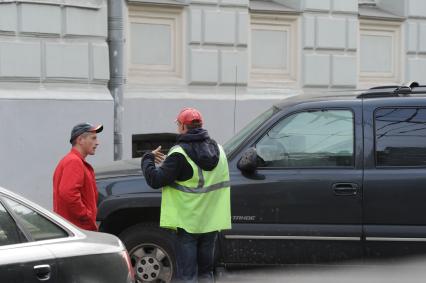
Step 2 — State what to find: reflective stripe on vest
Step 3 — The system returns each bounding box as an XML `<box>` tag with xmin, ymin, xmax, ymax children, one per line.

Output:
<box><xmin>167</xmin><ymin>144</ymin><xmax>229</xmax><ymax>191</ymax></box>
<box><xmin>168</xmin><ymin>158</ymin><xmax>230</xmax><ymax>193</ymax></box>
<box><xmin>169</xmin><ymin>181</ymin><xmax>231</xmax><ymax>194</ymax></box>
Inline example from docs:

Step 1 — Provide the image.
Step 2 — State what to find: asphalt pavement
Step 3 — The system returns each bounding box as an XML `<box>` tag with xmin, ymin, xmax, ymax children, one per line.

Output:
<box><xmin>216</xmin><ymin>259</ymin><xmax>426</xmax><ymax>283</ymax></box>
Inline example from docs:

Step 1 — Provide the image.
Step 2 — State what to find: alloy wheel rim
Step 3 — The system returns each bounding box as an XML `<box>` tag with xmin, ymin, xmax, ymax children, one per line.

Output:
<box><xmin>130</xmin><ymin>243</ymin><xmax>173</xmax><ymax>283</ymax></box>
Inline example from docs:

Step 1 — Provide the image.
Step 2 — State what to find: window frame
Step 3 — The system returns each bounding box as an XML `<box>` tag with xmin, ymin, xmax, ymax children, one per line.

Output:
<box><xmin>374</xmin><ymin>106</ymin><xmax>426</xmax><ymax>168</ymax></box>
<box><xmin>249</xmin><ymin>13</ymin><xmax>299</xmax><ymax>87</ymax></box>
<box><xmin>127</xmin><ymin>4</ymin><xmax>184</xmax><ymax>84</ymax></box>
<box><xmin>254</xmin><ymin>107</ymin><xmax>356</xmax><ymax>170</ymax></box>
<box><xmin>359</xmin><ymin>19</ymin><xmax>402</xmax><ymax>85</ymax></box>
<box><xmin>225</xmin><ymin>107</ymin><xmax>277</xmax><ymax>158</ymax></box>
<box><xmin>0</xmin><ymin>198</ymin><xmax>26</xmax><ymax>246</ymax></box>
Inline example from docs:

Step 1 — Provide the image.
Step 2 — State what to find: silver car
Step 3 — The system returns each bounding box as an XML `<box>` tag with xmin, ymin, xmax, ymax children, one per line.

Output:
<box><xmin>0</xmin><ymin>186</ymin><xmax>135</xmax><ymax>283</ymax></box>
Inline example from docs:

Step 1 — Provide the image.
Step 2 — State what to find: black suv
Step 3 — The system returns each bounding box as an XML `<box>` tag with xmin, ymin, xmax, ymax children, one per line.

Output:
<box><xmin>96</xmin><ymin>84</ymin><xmax>426</xmax><ymax>283</ymax></box>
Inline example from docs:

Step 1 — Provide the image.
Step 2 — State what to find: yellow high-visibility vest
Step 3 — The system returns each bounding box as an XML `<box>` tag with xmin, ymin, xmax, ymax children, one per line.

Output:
<box><xmin>160</xmin><ymin>144</ymin><xmax>231</xmax><ymax>233</ymax></box>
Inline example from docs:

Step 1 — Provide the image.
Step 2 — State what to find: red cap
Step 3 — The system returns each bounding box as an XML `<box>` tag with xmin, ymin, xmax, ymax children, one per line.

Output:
<box><xmin>176</xmin><ymin>108</ymin><xmax>203</xmax><ymax>126</ymax></box>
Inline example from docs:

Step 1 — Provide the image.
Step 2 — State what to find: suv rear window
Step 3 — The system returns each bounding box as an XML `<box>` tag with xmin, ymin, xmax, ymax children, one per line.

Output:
<box><xmin>375</xmin><ymin>107</ymin><xmax>426</xmax><ymax>167</ymax></box>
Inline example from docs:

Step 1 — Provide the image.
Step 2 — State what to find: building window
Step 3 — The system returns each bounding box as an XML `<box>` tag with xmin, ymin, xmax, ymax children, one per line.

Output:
<box><xmin>359</xmin><ymin>20</ymin><xmax>401</xmax><ymax>85</ymax></box>
<box><xmin>249</xmin><ymin>14</ymin><xmax>298</xmax><ymax>86</ymax></box>
<box><xmin>127</xmin><ymin>5</ymin><xmax>184</xmax><ymax>84</ymax></box>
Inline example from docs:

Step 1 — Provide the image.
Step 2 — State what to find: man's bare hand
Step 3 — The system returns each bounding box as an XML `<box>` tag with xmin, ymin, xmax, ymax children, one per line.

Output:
<box><xmin>152</xmin><ymin>146</ymin><xmax>166</xmax><ymax>165</ymax></box>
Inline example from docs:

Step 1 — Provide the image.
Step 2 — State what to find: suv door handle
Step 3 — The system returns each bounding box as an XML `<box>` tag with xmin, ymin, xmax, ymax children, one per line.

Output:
<box><xmin>332</xmin><ymin>183</ymin><xmax>358</xmax><ymax>196</ymax></box>
<box><xmin>34</xmin><ymin>264</ymin><xmax>51</xmax><ymax>281</ymax></box>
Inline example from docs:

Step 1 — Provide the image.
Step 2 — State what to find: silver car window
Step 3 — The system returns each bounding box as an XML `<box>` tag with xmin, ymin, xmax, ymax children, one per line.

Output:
<box><xmin>0</xmin><ymin>202</ymin><xmax>22</xmax><ymax>246</ymax></box>
<box><xmin>4</xmin><ymin>198</ymin><xmax>68</xmax><ymax>241</ymax></box>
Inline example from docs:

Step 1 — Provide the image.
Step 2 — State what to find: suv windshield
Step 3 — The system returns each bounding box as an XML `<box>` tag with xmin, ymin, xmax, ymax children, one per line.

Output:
<box><xmin>224</xmin><ymin>107</ymin><xmax>276</xmax><ymax>155</ymax></box>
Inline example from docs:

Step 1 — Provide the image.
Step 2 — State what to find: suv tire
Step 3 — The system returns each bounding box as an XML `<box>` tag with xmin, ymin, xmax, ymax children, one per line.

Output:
<box><xmin>120</xmin><ymin>223</ymin><xmax>176</xmax><ymax>283</ymax></box>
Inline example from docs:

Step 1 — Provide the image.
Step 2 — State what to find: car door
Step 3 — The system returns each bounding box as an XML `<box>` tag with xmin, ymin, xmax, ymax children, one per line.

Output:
<box><xmin>222</xmin><ymin>101</ymin><xmax>363</xmax><ymax>264</ymax></box>
<box><xmin>363</xmin><ymin>100</ymin><xmax>426</xmax><ymax>259</ymax></box>
<box><xmin>0</xmin><ymin>197</ymin><xmax>58</xmax><ymax>283</ymax></box>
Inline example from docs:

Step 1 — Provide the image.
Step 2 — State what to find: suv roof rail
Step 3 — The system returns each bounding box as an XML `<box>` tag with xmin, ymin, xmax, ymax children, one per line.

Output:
<box><xmin>368</xmin><ymin>85</ymin><xmax>400</xmax><ymax>90</ymax></box>
<box><xmin>357</xmin><ymin>81</ymin><xmax>423</xmax><ymax>99</ymax></box>
<box><xmin>406</xmin><ymin>81</ymin><xmax>420</xmax><ymax>88</ymax></box>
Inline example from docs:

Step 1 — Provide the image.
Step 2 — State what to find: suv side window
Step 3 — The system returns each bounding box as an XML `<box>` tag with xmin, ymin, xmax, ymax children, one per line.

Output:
<box><xmin>4</xmin><ymin>198</ymin><xmax>68</xmax><ymax>241</ymax></box>
<box><xmin>0</xmin><ymin>201</ymin><xmax>23</xmax><ymax>246</ymax></box>
<box><xmin>375</xmin><ymin>107</ymin><xmax>426</xmax><ymax>167</ymax></box>
<box><xmin>256</xmin><ymin>109</ymin><xmax>354</xmax><ymax>168</ymax></box>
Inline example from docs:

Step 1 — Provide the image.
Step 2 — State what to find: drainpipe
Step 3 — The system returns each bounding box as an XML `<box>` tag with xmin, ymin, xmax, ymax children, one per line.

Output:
<box><xmin>108</xmin><ymin>0</ymin><xmax>125</xmax><ymax>160</ymax></box>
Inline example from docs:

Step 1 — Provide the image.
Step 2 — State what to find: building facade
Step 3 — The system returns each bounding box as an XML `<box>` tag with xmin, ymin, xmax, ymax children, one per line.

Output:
<box><xmin>1</xmin><ymin>0</ymin><xmax>426</xmax><ymax>208</ymax></box>
<box><xmin>122</xmin><ymin>0</ymin><xmax>426</xmax><ymax>159</ymax></box>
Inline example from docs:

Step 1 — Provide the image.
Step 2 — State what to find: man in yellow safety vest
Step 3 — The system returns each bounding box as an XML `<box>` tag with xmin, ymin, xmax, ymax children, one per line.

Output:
<box><xmin>141</xmin><ymin>107</ymin><xmax>231</xmax><ymax>282</ymax></box>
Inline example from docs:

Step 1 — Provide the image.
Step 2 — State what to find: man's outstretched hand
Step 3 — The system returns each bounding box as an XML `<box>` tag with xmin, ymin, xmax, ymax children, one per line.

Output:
<box><xmin>152</xmin><ymin>146</ymin><xmax>166</xmax><ymax>165</ymax></box>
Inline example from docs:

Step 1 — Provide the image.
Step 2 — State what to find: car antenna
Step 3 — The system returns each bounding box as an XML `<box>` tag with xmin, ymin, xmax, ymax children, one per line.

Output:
<box><xmin>233</xmin><ymin>65</ymin><xmax>238</xmax><ymax>135</ymax></box>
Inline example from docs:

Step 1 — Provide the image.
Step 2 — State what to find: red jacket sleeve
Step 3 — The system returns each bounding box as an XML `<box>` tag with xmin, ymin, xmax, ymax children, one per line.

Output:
<box><xmin>57</xmin><ymin>159</ymin><xmax>92</xmax><ymax>223</ymax></box>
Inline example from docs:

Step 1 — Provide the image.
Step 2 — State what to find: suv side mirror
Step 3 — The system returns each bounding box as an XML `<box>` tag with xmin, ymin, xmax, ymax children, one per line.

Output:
<box><xmin>237</xmin><ymin>148</ymin><xmax>266</xmax><ymax>180</ymax></box>
<box><xmin>237</xmin><ymin>147</ymin><xmax>259</xmax><ymax>173</ymax></box>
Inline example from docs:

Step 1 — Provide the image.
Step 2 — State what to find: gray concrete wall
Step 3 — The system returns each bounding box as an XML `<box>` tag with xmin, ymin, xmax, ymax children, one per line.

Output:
<box><xmin>0</xmin><ymin>85</ymin><xmax>113</xmax><ymax>209</ymax></box>
<box><xmin>0</xmin><ymin>0</ymin><xmax>113</xmax><ymax>209</ymax></box>
<box><xmin>187</xmin><ymin>0</ymin><xmax>249</xmax><ymax>85</ymax></box>
<box><xmin>402</xmin><ymin>0</ymin><xmax>426</xmax><ymax>82</ymax></box>
<box><xmin>301</xmin><ymin>0</ymin><xmax>358</xmax><ymax>88</ymax></box>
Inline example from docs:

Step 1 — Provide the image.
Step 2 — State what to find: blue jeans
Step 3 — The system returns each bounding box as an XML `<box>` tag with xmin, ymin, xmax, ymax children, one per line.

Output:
<box><xmin>174</xmin><ymin>228</ymin><xmax>218</xmax><ymax>283</ymax></box>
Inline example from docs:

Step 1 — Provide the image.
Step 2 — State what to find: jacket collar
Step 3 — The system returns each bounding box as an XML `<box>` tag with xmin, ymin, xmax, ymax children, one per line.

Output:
<box><xmin>71</xmin><ymin>147</ymin><xmax>86</xmax><ymax>162</ymax></box>
<box><xmin>177</xmin><ymin>128</ymin><xmax>209</xmax><ymax>143</ymax></box>
<box><xmin>70</xmin><ymin>148</ymin><xmax>94</xmax><ymax>169</ymax></box>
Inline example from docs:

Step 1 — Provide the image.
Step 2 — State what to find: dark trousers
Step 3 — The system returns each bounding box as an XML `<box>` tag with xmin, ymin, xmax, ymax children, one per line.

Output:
<box><xmin>175</xmin><ymin>228</ymin><xmax>218</xmax><ymax>283</ymax></box>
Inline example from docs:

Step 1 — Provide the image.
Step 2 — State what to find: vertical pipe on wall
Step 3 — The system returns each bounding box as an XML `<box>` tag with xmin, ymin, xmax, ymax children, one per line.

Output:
<box><xmin>108</xmin><ymin>0</ymin><xmax>125</xmax><ymax>160</ymax></box>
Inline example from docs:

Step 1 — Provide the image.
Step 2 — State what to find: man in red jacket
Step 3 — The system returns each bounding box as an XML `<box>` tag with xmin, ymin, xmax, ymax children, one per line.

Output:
<box><xmin>53</xmin><ymin>123</ymin><xmax>103</xmax><ymax>231</ymax></box>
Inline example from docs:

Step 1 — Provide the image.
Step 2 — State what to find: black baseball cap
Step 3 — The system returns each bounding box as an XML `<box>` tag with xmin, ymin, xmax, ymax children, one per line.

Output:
<box><xmin>70</xmin><ymin>123</ymin><xmax>103</xmax><ymax>144</ymax></box>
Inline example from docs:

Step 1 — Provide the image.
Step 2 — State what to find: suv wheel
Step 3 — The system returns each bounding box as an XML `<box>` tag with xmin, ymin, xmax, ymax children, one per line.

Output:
<box><xmin>120</xmin><ymin>224</ymin><xmax>176</xmax><ymax>283</ymax></box>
